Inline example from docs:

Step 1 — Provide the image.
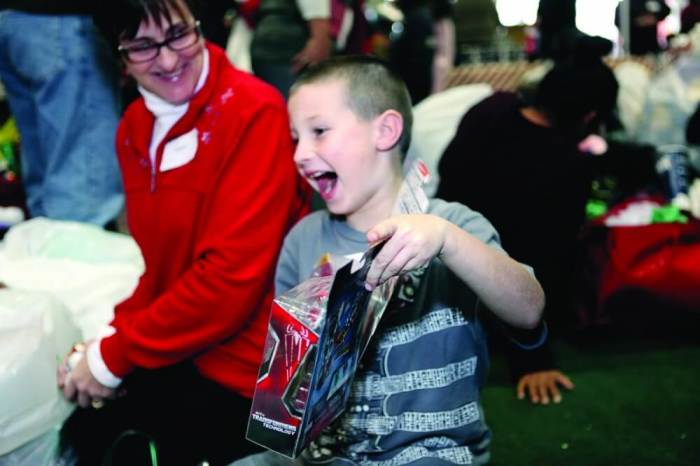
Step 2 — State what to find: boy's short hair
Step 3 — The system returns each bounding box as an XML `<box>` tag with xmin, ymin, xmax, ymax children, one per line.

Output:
<box><xmin>291</xmin><ymin>55</ymin><xmax>414</xmax><ymax>156</ymax></box>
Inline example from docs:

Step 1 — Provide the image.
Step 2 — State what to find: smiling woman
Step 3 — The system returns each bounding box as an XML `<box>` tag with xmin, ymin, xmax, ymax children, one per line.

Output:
<box><xmin>118</xmin><ymin>7</ymin><xmax>204</xmax><ymax>105</ymax></box>
<box><xmin>57</xmin><ymin>1</ymin><xmax>311</xmax><ymax>465</ymax></box>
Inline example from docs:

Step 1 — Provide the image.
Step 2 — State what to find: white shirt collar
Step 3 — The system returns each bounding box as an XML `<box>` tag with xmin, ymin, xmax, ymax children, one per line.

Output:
<box><xmin>138</xmin><ymin>48</ymin><xmax>210</xmax><ymax>164</ymax></box>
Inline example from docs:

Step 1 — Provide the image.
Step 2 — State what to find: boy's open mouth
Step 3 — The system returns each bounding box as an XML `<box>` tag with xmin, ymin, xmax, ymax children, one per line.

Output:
<box><xmin>310</xmin><ymin>171</ymin><xmax>338</xmax><ymax>199</ymax></box>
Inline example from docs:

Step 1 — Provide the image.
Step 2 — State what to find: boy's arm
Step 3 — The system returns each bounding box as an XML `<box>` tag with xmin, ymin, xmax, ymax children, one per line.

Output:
<box><xmin>439</xmin><ymin>219</ymin><xmax>544</xmax><ymax>328</ymax></box>
<box><xmin>366</xmin><ymin>214</ymin><xmax>544</xmax><ymax>329</ymax></box>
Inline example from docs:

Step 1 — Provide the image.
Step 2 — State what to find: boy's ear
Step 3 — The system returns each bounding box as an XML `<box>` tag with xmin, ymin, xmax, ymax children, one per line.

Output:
<box><xmin>374</xmin><ymin>110</ymin><xmax>404</xmax><ymax>152</ymax></box>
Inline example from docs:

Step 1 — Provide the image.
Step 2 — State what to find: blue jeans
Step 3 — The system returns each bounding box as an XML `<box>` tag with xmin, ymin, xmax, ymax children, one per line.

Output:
<box><xmin>0</xmin><ymin>11</ymin><xmax>123</xmax><ymax>226</ymax></box>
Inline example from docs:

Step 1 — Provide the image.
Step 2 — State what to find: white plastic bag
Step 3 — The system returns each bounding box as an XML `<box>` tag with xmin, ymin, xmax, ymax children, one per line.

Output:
<box><xmin>0</xmin><ymin>427</ymin><xmax>61</xmax><ymax>466</ymax></box>
<box><xmin>614</xmin><ymin>61</ymin><xmax>652</xmax><ymax>136</ymax></box>
<box><xmin>0</xmin><ymin>218</ymin><xmax>144</xmax><ymax>339</ymax></box>
<box><xmin>0</xmin><ymin>290</ymin><xmax>80</xmax><ymax>457</ymax></box>
<box><xmin>635</xmin><ymin>56</ymin><xmax>700</xmax><ymax>147</ymax></box>
<box><xmin>1</xmin><ymin>217</ymin><xmax>142</xmax><ymax>265</ymax></box>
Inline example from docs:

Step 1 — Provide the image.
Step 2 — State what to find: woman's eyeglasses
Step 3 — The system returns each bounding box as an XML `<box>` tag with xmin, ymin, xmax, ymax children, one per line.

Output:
<box><xmin>118</xmin><ymin>21</ymin><xmax>201</xmax><ymax>64</ymax></box>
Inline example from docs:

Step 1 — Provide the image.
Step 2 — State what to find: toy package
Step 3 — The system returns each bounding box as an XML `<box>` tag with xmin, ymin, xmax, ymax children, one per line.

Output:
<box><xmin>246</xmin><ymin>242</ymin><xmax>394</xmax><ymax>458</ymax></box>
<box><xmin>246</xmin><ymin>160</ymin><xmax>431</xmax><ymax>458</ymax></box>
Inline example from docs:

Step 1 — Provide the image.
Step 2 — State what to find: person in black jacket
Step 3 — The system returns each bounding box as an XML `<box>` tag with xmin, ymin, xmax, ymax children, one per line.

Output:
<box><xmin>616</xmin><ymin>0</ymin><xmax>671</xmax><ymax>55</ymax></box>
<box><xmin>436</xmin><ymin>45</ymin><xmax>621</xmax><ymax>404</ymax></box>
<box><xmin>535</xmin><ymin>0</ymin><xmax>580</xmax><ymax>61</ymax></box>
<box><xmin>389</xmin><ymin>0</ymin><xmax>455</xmax><ymax>104</ymax></box>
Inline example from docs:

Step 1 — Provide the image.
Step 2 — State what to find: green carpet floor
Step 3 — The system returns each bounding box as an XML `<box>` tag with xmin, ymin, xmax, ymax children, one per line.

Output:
<box><xmin>483</xmin><ymin>336</ymin><xmax>700</xmax><ymax>466</ymax></box>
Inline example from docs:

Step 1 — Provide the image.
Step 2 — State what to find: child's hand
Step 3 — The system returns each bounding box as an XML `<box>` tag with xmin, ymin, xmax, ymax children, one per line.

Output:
<box><xmin>365</xmin><ymin>214</ymin><xmax>448</xmax><ymax>290</ymax></box>
<box><xmin>516</xmin><ymin>370</ymin><xmax>575</xmax><ymax>405</ymax></box>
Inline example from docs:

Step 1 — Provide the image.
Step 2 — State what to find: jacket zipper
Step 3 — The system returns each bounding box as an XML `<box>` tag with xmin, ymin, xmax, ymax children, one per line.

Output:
<box><xmin>150</xmin><ymin>162</ymin><xmax>156</xmax><ymax>193</ymax></box>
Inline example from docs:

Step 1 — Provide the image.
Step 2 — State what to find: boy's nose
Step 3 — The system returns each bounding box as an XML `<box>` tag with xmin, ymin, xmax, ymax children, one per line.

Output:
<box><xmin>293</xmin><ymin>141</ymin><xmax>313</xmax><ymax>165</ymax></box>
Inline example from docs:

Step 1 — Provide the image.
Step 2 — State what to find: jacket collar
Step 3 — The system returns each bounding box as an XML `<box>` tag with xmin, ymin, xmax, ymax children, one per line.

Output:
<box><xmin>125</xmin><ymin>42</ymin><xmax>227</xmax><ymax>163</ymax></box>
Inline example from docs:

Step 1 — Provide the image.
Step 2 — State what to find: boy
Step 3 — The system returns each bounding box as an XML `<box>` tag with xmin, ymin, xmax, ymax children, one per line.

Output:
<box><xmin>238</xmin><ymin>55</ymin><xmax>545</xmax><ymax>465</ymax></box>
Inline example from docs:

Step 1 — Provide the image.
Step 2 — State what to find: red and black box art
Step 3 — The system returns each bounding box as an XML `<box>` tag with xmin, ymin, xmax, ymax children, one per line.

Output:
<box><xmin>246</xmin><ymin>243</ymin><xmax>393</xmax><ymax>458</ymax></box>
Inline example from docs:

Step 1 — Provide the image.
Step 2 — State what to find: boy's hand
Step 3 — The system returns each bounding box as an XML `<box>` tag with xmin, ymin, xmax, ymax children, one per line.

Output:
<box><xmin>367</xmin><ymin>212</ymin><xmax>544</xmax><ymax>327</ymax></box>
<box><xmin>516</xmin><ymin>370</ymin><xmax>575</xmax><ymax>405</ymax></box>
<box><xmin>367</xmin><ymin>214</ymin><xmax>544</xmax><ymax>329</ymax></box>
<box><xmin>365</xmin><ymin>214</ymin><xmax>447</xmax><ymax>289</ymax></box>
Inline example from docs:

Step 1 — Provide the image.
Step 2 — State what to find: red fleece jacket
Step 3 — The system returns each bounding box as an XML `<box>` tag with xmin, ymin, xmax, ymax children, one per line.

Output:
<box><xmin>100</xmin><ymin>43</ymin><xmax>309</xmax><ymax>397</ymax></box>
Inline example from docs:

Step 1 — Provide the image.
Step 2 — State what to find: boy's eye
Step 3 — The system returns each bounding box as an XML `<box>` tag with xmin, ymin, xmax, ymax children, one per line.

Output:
<box><xmin>313</xmin><ymin>127</ymin><xmax>327</xmax><ymax>137</ymax></box>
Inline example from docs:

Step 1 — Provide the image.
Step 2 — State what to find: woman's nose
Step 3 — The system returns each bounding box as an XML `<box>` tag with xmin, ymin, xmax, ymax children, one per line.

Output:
<box><xmin>155</xmin><ymin>45</ymin><xmax>179</xmax><ymax>70</ymax></box>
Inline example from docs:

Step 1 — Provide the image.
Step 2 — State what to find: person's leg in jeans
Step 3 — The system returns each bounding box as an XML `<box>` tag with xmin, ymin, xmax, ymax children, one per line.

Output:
<box><xmin>0</xmin><ymin>11</ymin><xmax>47</xmax><ymax>217</ymax></box>
<box><xmin>0</xmin><ymin>11</ymin><xmax>123</xmax><ymax>226</ymax></box>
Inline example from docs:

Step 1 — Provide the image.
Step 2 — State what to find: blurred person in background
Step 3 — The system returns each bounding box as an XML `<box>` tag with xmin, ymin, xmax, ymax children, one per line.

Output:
<box><xmin>616</xmin><ymin>0</ymin><xmax>670</xmax><ymax>55</ymax></box>
<box><xmin>451</xmin><ymin>0</ymin><xmax>500</xmax><ymax>63</ymax></box>
<box><xmin>0</xmin><ymin>1</ymin><xmax>123</xmax><ymax>227</ymax></box>
<box><xmin>250</xmin><ymin>0</ymin><xmax>332</xmax><ymax>98</ymax></box>
<box><xmin>389</xmin><ymin>0</ymin><xmax>455</xmax><ymax>104</ymax></box>
<box><xmin>535</xmin><ymin>0</ymin><xmax>579</xmax><ymax>61</ymax></box>
<box><xmin>681</xmin><ymin>0</ymin><xmax>700</xmax><ymax>34</ymax></box>
<box><xmin>436</xmin><ymin>40</ymin><xmax>623</xmax><ymax>406</ymax></box>
<box><xmin>431</xmin><ymin>0</ymin><xmax>456</xmax><ymax>93</ymax></box>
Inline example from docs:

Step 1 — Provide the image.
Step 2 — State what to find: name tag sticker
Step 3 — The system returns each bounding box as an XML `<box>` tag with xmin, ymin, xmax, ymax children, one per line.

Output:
<box><xmin>160</xmin><ymin>129</ymin><xmax>198</xmax><ymax>172</ymax></box>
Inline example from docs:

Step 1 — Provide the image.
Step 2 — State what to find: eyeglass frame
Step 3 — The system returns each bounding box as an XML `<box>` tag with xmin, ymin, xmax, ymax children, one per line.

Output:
<box><xmin>118</xmin><ymin>20</ymin><xmax>202</xmax><ymax>64</ymax></box>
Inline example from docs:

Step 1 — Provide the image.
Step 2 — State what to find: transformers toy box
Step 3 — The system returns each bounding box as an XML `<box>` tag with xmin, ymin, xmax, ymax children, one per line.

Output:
<box><xmin>246</xmin><ymin>244</ymin><xmax>393</xmax><ymax>458</ymax></box>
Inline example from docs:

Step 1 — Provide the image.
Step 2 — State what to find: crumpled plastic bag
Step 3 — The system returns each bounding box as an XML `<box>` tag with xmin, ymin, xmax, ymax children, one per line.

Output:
<box><xmin>1</xmin><ymin>217</ymin><xmax>142</xmax><ymax>265</ymax></box>
<box><xmin>614</xmin><ymin>61</ymin><xmax>652</xmax><ymax>135</ymax></box>
<box><xmin>635</xmin><ymin>56</ymin><xmax>700</xmax><ymax>147</ymax></box>
<box><xmin>0</xmin><ymin>290</ymin><xmax>80</xmax><ymax>457</ymax></box>
<box><xmin>0</xmin><ymin>218</ymin><xmax>144</xmax><ymax>339</ymax></box>
<box><xmin>0</xmin><ymin>427</ymin><xmax>62</xmax><ymax>466</ymax></box>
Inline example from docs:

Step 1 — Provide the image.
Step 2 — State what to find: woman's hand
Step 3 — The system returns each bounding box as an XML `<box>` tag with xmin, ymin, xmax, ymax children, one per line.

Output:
<box><xmin>58</xmin><ymin>342</ymin><xmax>117</xmax><ymax>409</ymax></box>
